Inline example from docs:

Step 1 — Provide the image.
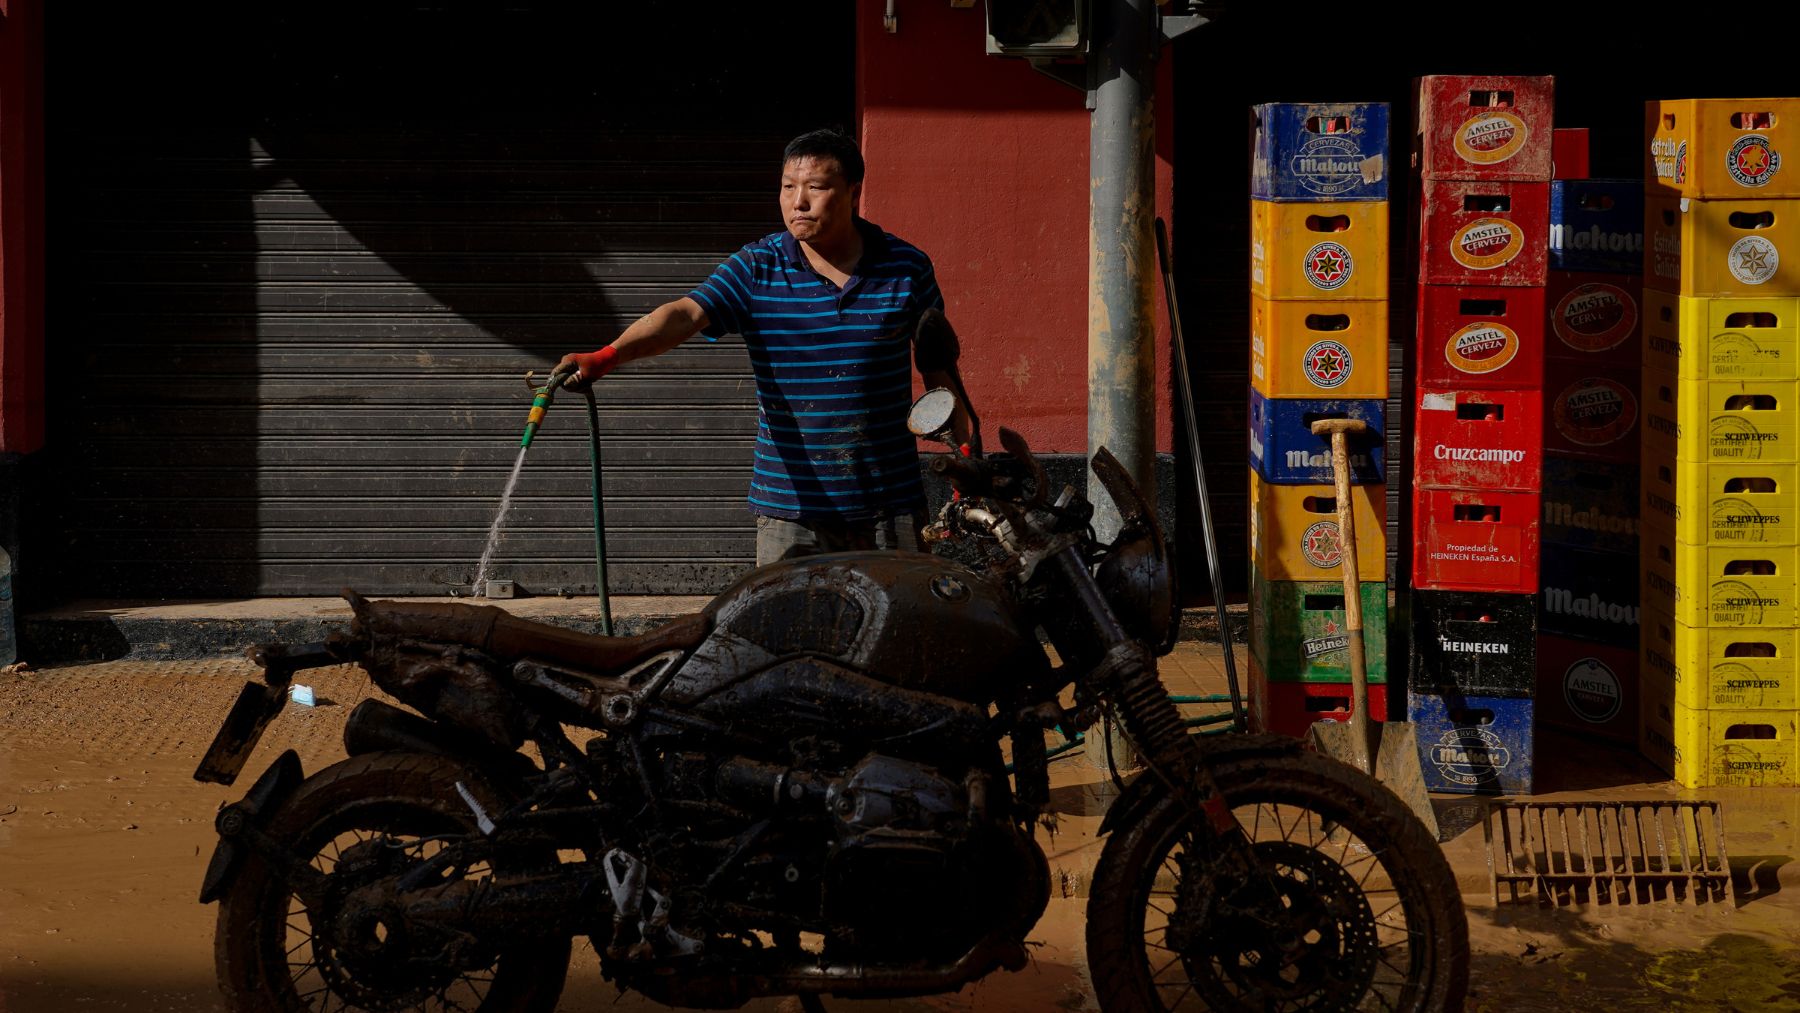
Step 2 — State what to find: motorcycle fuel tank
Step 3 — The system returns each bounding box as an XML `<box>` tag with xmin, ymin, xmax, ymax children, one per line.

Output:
<box><xmin>681</xmin><ymin>551</ymin><xmax>1046</xmax><ymax>705</ymax></box>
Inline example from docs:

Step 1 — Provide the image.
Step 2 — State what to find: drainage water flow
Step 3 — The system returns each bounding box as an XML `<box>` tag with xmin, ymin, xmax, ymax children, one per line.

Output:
<box><xmin>472</xmin><ymin>446</ymin><xmax>530</xmax><ymax>597</ymax></box>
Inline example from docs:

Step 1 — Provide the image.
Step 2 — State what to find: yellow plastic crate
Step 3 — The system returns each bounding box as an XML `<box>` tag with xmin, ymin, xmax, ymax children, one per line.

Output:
<box><xmin>1640</xmin><ymin>367</ymin><xmax>1800</xmax><ymax>463</ymax></box>
<box><xmin>1248</xmin><ymin>468</ymin><xmax>1385</xmax><ymax>583</ymax></box>
<box><xmin>1641</xmin><ymin>608</ymin><xmax>1799</xmax><ymax>710</ymax></box>
<box><xmin>1638</xmin><ymin>450</ymin><xmax>1798</xmax><ymax>545</ymax></box>
<box><xmin>1641</xmin><ymin>289</ymin><xmax>1800</xmax><ymax>380</ymax></box>
<box><xmin>1673</xmin><ymin>704</ymin><xmax>1798</xmax><ymax>788</ymax></box>
<box><xmin>1250</xmin><ymin>298</ymin><xmax>1389</xmax><ymax>398</ymax></box>
<box><xmin>1640</xmin><ymin>530</ymin><xmax>1800</xmax><ymax>628</ymax></box>
<box><xmin>1646</xmin><ymin>98</ymin><xmax>1800</xmax><ymax>200</ymax></box>
<box><xmin>1646</xmin><ymin>196</ymin><xmax>1800</xmax><ymax>297</ymax></box>
<box><xmin>1250</xmin><ymin>199</ymin><xmax>1390</xmax><ymax>302</ymax></box>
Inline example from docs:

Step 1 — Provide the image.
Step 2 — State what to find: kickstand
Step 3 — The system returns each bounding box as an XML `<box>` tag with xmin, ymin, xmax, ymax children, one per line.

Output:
<box><xmin>798</xmin><ymin>996</ymin><xmax>827</xmax><ymax>1013</ymax></box>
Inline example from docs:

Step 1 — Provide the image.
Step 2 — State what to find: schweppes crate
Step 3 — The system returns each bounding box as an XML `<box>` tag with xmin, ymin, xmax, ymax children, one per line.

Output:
<box><xmin>1536</xmin><ymin>634</ymin><xmax>1638</xmax><ymax>747</ymax></box>
<box><xmin>1248</xmin><ymin>468</ymin><xmax>1385</xmax><ymax>583</ymax></box>
<box><xmin>1412</xmin><ymin>487</ymin><xmax>1541</xmax><ymax>594</ymax></box>
<box><xmin>1642</xmin><ymin>288</ymin><xmax>1800</xmax><ymax>380</ymax></box>
<box><xmin>1415</xmin><ymin>283</ymin><xmax>1546</xmax><ymax>390</ymax></box>
<box><xmin>1407</xmin><ymin>690</ymin><xmax>1535</xmax><ymax>795</ymax></box>
<box><xmin>1646</xmin><ymin>98</ymin><xmax>1800</xmax><ymax>201</ymax></box>
<box><xmin>1638</xmin><ymin>664</ymin><xmax>1679</xmax><ymax>776</ymax></box>
<box><xmin>1538</xmin><ymin>543</ymin><xmax>1640</xmax><ymax>647</ymax></box>
<box><xmin>1418</xmin><ymin>180</ymin><xmax>1550</xmax><ymax>288</ymax></box>
<box><xmin>1247</xmin><ymin>568</ymin><xmax>1387</xmax><ymax>683</ymax></box>
<box><xmin>1548</xmin><ymin>180</ymin><xmax>1645</xmax><ymax>275</ymax></box>
<box><xmin>1250</xmin><ymin>298</ymin><xmax>1389</xmax><ymax>398</ymax></box>
<box><xmin>1642</xmin><ymin>608</ymin><xmax>1799</xmax><ymax>711</ymax></box>
<box><xmin>1638</xmin><ymin>453</ymin><xmax>1798</xmax><ymax>546</ymax></box>
<box><xmin>1412</xmin><ymin>388</ymin><xmax>1543</xmax><ymax>491</ymax></box>
<box><xmin>1646</xmin><ymin>196</ymin><xmax>1800</xmax><ymax>297</ymax></box>
<box><xmin>1408</xmin><ymin>589</ymin><xmax>1537</xmax><ymax>697</ymax></box>
<box><xmin>1640</xmin><ymin>368</ymin><xmax>1800</xmax><ymax>464</ymax></box>
<box><xmin>1251</xmin><ymin>102</ymin><xmax>1391</xmax><ymax>203</ymax></box>
<box><xmin>1640</xmin><ymin>531</ymin><xmax>1800</xmax><ymax>628</ymax></box>
<box><xmin>1670</xmin><ymin>703</ymin><xmax>1799</xmax><ymax>788</ymax></box>
<box><xmin>1414</xmin><ymin>75</ymin><xmax>1554</xmax><ymax>183</ymax></box>
<box><xmin>1546</xmin><ymin>271</ymin><xmax>1642</xmax><ymax>367</ymax></box>
<box><xmin>1248</xmin><ymin>655</ymin><xmax>1391</xmax><ymax>739</ymax></box>
<box><xmin>1248</xmin><ymin>388</ymin><xmax>1384</xmax><ymax>485</ymax></box>
<box><xmin>1542</xmin><ymin>360</ymin><xmax>1641</xmax><ymax>463</ymax></box>
<box><xmin>1251</xmin><ymin>199</ymin><xmax>1389</xmax><ymax>301</ymax></box>
<box><xmin>1541</xmin><ymin>456</ymin><xmax>1640</xmax><ymax>555</ymax></box>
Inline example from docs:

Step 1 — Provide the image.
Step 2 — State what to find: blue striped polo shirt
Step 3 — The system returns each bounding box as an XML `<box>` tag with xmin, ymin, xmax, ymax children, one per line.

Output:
<box><xmin>687</xmin><ymin>219</ymin><xmax>944</xmax><ymax>520</ymax></box>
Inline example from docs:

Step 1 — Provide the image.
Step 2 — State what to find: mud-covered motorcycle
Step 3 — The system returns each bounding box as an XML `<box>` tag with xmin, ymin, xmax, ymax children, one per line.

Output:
<box><xmin>193</xmin><ymin>390</ymin><xmax>1468</xmax><ymax>1011</ymax></box>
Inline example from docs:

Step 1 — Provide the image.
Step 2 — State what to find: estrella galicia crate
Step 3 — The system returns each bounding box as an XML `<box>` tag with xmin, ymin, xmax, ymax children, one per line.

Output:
<box><xmin>1251</xmin><ymin>102</ymin><xmax>1390</xmax><ymax>202</ymax></box>
<box><xmin>1248</xmin><ymin>387</ymin><xmax>1385</xmax><ymax>485</ymax></box>
<box><xmin>1409</xmin><ymin>589</ymin><xmax>1537</xmax><ymax>697</ymax></box>
<box><xmin>1408</xmin><ymin>690</ymin><xmax>1536</xmax><ymax>795</ymax></box>
<box><xmin>1539</xmin><ymin>543</ymin><xmax>1640</xmax><ymax>648</ymax></box>
<box><xmin>1549</xmin><ymin>179</ymin><xmax>1645</xmax><ymax>275</ymax></box>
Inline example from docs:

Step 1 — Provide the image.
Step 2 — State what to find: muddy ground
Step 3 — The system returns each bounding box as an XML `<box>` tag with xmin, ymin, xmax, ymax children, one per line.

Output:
<box><xmin>1</xmin><ymin>656</ymin><xmax>1796</xmax><ymax>1011</ymax></box>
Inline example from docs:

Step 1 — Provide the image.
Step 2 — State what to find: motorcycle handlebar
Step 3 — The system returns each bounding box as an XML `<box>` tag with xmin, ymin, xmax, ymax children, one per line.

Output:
<box><xmin>929</xmin><ymin>453</ymin><xmax>994</xmax><ymax>497</ymax></box>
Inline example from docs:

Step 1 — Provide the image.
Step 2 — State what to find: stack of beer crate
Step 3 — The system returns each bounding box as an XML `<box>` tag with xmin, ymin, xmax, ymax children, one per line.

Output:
<box><xmin>1534</xmin><ymin>158</ymin><xmax>1647</xmax><ymax>744</ymax></box>
<box><xmin>1640</xmin><ymin>98</ymin><xmax>1800</xmax><ymax>788</ymax></box>
<box><xmin>1246</xmin><ymin>102</ymin><xmax>1391</xmax><ymax>737</ymax></box>
<box><xmin>1407</xmin><ymin>76</ymin><xmax>1554</xmax><ymax>794</ymax></box>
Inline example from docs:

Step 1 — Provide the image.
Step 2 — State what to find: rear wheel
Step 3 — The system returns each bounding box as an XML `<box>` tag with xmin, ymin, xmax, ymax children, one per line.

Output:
<box><xmin>215</xmin><ymin>752</ymin><xmax>570</xmax><ymax>1012</ymax></box>
<box><xmin>1086</xmin><ymin>748</ymin><xmax>1468</xmax><ymax>1012</ymax></box>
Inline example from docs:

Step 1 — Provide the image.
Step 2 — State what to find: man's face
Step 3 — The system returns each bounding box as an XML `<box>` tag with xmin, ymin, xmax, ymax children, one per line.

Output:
<box><xmin>781</xmin><ymin>155</ymin><xmax>859</xmax><ymax>245</ymax></box>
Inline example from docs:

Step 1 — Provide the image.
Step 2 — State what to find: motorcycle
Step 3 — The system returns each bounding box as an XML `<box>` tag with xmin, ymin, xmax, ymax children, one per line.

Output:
<box><xmin>193</xmin><ymin>390</ymin><xmax>1469</xmax><ymax>1011</ymax></box>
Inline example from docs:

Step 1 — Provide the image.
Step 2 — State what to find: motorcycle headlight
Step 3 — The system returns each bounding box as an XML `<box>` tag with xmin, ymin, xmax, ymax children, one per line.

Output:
<box><xmin>1095</xmin><ymin>527</ymin><xmax>1177</xmax><ymax>655</ymax></box>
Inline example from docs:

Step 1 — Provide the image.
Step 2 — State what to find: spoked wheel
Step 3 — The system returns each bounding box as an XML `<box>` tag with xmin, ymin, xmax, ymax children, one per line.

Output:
<box><xmin>215</xmin><ymin>753</ymin><xmax>569</xmax><ymax>1013</ymax></box>
<box><xmin>1088</xmin><ymin>748</ymin><xmax>1467</xmax><ymax>1012</ymax></box>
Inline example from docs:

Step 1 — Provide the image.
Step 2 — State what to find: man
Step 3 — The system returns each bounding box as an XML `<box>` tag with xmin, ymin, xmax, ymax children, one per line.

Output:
<box><xmin>559</xmin><ymin>128</ymin><xmax>974</xmax><ymax>566</ymax></box>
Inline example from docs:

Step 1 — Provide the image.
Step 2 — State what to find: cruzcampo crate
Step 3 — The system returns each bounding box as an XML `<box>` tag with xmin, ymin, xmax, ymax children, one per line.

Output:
<box><xmin>1646</xmin><ymin>98</ymin><xmax>1800</xmax><ymax>200</ymax></box>
<box><xmin>1250</xmin><ymin>298</ymin><xmax>1389</xmax><ymax>398</ymax></box>
<box><xmin>1641</xmin><ymin>533</ymin><xmax>1800</xmax><ymax>629</ymax></box>
<box><xmin>1414</xmin><ymin>74</ymin><xmax>1554</xmax><ymax>182</ymax></box>
<box><xmin>1412</xmin><ymin>388</ymin><xmax>1544</xmax><ymax>491</ymax></box>
<box><xmin>1670</xmin><ymin>704</ymin><xmax>1799</xmax><ymax>788</ymax></box>
<box><xmin>1251</xmin><ymin>199</ymin><xmax>1390</xmax><ymax>301</ymax></box>
<box><xmin>1535</xmin><ymin>634</ymin><xmax>1638</xmax><ymax>746</ymax></box>
<box><xmin>1247</xmin><ymin>468</ymin><xmax>1386</xmax><ymax>583</ymax></box>
<box><xmin>1548</xmin><ymin>179</ymin><xmax>1645</xmax><ymax>275</ymax></box>
<box><xmin>1251</xmin><ymin>102</ymin><xmax>1391</xmax><ymax>202</ymax></box>
<box><xmin>1642</xmin><ymin>608</ymin><xmax>1799</xmax><ymax>711</ymax></box>
<box><xmin>1540</xmin><ymin>456</ymin><xmax>1640</xmax><ymax>556</ymax></box>
<box><xmin>1248</xmin><ymin>569</ymin><xmax>1387</xmax><ymax>683</ymax></box>
<box><xmin>1412</xmin><ymin>488</ymin><xmax>1542</xmax><ymax>594</ymax></box>
<box><xmin>1642</xmin><ymin>288</ymin><xmax>1800</xmax><ymax>380</ymax></box>
<box><xmin>1640</xmin><ymin>369</ymin><xmax>1800</xmax><ymax>464</ymax></box>
<box><xmin>1646</xmin><ymin>196</ymin><xmax>1800</xmax><ymax>297</ymax></box>
<box><xmin>1638</xmin><ymin>454</ymin><xmax>1798</xmax><ymax>546</ymax></box>
<box><xmin>1248</xmin><ymin>387</ymin><xmax>1385</xmax><ymax>485</ymax></box>
<box><xmin>1408</xmin><ymin>690</ymin><xmax>1536</xmax><ymax>795</ymax></box>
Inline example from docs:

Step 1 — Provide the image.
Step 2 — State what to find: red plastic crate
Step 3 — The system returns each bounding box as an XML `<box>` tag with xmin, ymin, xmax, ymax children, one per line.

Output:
<box><xmin>1415</xmin><ymin>284</ymin><xmax>1547</xmax><ymax>390</ymax></box>
<box><xmin>1249</xmin><ymin>656</ymin><xmax>1390</xmax><ymax>739</ymax></box>
<box><xmin>1536</xmin><ymin>634</ymin><xmax>1638</xmax><ymax>747</ymax></box>
<box><xmin>1412</xmin><ymin>487</ymin><xmax>1543</xmax><ymax>593</ymax></box>
<box><xmin>1545</xmin><ymin>270</ymin><xmax>1642</xmax><ymax>367</ymax></box>
<box><xmin>1413</xmin><ymin>388</ymin><xmax>1545</xmax><ymax>491</ymax></box>
<box><xmin>1414</xmin><ymin>74</ymin><xmax>1555</xmax><ymax>182</ymax></box>
<box><xmin>1542</xmin><ymin>359</ymin><xmax>1642</xmax><ymax>463</ymax></box>
<box><xmin>1419</xmin><ymin>179</ymin><xmax>1551</xmax><ymax>287</ymax></box>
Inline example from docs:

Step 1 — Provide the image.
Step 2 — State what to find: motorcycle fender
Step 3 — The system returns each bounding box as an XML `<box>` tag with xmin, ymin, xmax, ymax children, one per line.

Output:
<box><xmin>1096</xmin><ymin>733</ymin><xmax>1300</xmax><ymax>838</ymax></box>
<box><xmin>199</xmin><ymin>749</ymin><xmax>305</xmax><ymax>904</ymax></box>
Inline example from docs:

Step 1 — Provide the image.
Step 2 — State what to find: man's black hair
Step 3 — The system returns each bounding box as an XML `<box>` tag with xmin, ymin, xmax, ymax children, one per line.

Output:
<box><xmin>782</xmin><ymin>128</ymin><xmax>865</xmax><ymax>185</ymax></box>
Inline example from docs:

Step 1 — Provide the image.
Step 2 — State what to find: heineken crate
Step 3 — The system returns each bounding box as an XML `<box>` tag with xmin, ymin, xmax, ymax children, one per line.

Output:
<box><xmin>1248</xmin><ymin>567</ymin><xmax>1387</xmax><ymax>683</ymax></box>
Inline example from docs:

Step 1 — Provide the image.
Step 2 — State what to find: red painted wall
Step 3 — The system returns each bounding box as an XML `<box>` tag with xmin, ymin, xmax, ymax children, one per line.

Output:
<box><xmin>0</xmin><ymin>0</ymin><xmax>46</xmax><ymax>455</ymax></box>
<box><xmin>856</xmin><ymin>1</ymin><xmax>1174</xmax><ymax>454</ymax></box>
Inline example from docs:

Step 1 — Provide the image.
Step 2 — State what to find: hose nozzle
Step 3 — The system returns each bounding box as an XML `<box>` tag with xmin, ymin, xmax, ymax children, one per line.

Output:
<box><xmin>520</xmin><ymin>367</ymin><xmax>576</xmax><ymax>449</ymax></box>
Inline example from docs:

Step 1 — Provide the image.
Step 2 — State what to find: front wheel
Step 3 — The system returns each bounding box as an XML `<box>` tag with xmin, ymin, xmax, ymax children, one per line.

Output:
<box><xmin>1086</xmin><ymin>748</ymin><xmax>1468</xmax><ymax>1012</ymax></box>
<box><xmin>214</xmin><ymin>752</ymin><xmax>570</xmax><ymax>1013</ymax></box>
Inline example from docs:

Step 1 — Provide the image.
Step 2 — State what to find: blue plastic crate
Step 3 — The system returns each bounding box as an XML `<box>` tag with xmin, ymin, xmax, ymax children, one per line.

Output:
<box><xmin>1540</xmin><ymin>456</ymin><xmax>1639</xmax><ymax>556</ymax></box>
<box><xmin>1408</xmin><ymin>691</ymin><xmax>1535</xmax><ymax>795</ymax></box>
<box><xmin>1251</xmin><ymin>102</ymin><xmax>1391</xmax><ymax>202</ymax></box>
<box><xmin>1539</xmin><ymin>544</ymin><xmax>1640</xmax><ymax>648</ymax></box>
<box><xmin>1549</xmin><ymin>179</ymin><xmax>1645</xmax><ymax>274</ymax></box>
<box><xmin>1248</xmin><ymin>388</ymin><xmax>1386</xmax><ymax>485</ymax></box>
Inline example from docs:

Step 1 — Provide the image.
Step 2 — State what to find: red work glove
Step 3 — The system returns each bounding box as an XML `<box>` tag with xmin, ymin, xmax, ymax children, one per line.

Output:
<box><xmin>556</xmin><ymin>346</ymin><xmax>620</xmax><ymax>389</ymax></box>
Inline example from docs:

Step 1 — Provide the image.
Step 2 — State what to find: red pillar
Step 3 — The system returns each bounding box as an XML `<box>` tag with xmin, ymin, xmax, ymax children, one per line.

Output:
<box><xmin>0</xmin><ymin>0</ymin><xmax>47</xmax><ymax>456</ymax></box>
